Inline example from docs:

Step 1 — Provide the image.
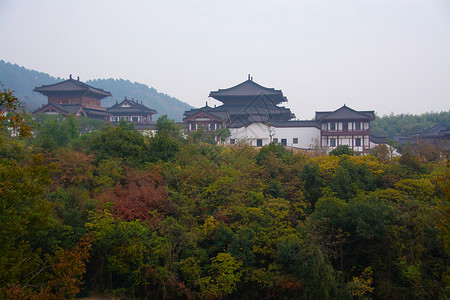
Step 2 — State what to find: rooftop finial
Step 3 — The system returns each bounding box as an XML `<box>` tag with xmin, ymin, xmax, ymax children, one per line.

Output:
<box><xmin>251</xmin><ymin>76</ymin><xmax>253</xmax><ymax>81</ymax></box>
<box><xmin>77</xmin><ymin>76</ymin><xmax>79</xmax><ymax>81</ymax></box>
<box><xmin>248</xmin><ymin>74</ymin><xmax>250</xmax><ymax>80</ymax></box>
<box><xmin>70</xmin><ymin>74</ymin><xmax>72</xmax><ymax>79</ymax></box>
<box><xmin>206</xmin><ymin>101</ymin><xmax>208</xmax><ymax>107</ymax></box>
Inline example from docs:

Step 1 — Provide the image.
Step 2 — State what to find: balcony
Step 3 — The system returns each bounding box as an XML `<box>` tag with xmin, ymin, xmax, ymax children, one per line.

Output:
<box><xmin>321</xmin><ymin>128</ymin><xmax>369</xmax><ymax>136</ymax></box>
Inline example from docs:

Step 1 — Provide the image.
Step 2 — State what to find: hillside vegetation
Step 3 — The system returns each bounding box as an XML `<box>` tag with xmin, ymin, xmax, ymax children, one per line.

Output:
<box><xmin>1</xmin><ymin>92</ymin><xmax>448</xmax><ymax>299</ymax></box>
<box><xmin>0</xmin><ymin>60</ymin><xmax>192</xmax><ymax>121</ymax></box>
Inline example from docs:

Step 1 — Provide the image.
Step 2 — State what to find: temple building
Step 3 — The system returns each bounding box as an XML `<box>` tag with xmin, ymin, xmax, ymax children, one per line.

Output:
<box><xmin>315</xmin><ymin>105</ymin><xmax>376</xmax><ymax>153</ymax></box>
<box><xmin>394</xmin><ymin>124</ymin><xmax>450</xmax><ymax>153</ymax></box>
<box><xmin>106</xmin><ymin>97</ymin><xmax>157</xmax><ymax>124</ymax></box>
<box><xmin>33</xmin><ymin>75</ymin><xmax>112</xmax><ymax>120</ymax></box>
<box><xmin>184</xmin><ymin>76</ymin><xmax>387</xmax><ymax>153</ymax></box>
<box><xmin>33</xmin><ymin>76</ymin><xmax>157</xmax><ymax>127</ymax></box>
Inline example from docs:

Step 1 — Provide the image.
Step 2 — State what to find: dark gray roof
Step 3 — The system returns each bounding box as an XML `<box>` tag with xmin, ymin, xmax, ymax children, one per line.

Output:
<box><xmin>271</xmin><ymin>120</ymin><xmax>320</xmax><ymax>128</ymax></box>
<box><xmin>107</xmin><ymin>97</ymin><xmax>157</xmax><ymax>114</ymax></box>
<box><xmin>417</xmin><ymin>124</ymin><xmax>450</xmax><ymax>137</ymax></box>
<box><xmin>184</xmin><ymin>102</ymin><xmax>294</xmax><ymax>123</ymax></box>
<box><xmin>394</xmin><ymin>124</ymin><xmax>450</xmax><ymax>151</ymax></box>
<box><xmin>209</xmin><ymin>79</ymin><xmax>288</xmax><ymax>105</ymax></box>
<box><xmin>83</xmin><ymin>107</ymin><xmax>111</xmax><ymax>117</ymax></box>
<box><xmin>34</xmin><ymin>77</ymin><xmax>112</xmax><ymax>98</ymax></box>
<box><xmin>370</xmin><ymin>135</ymin><xmax>388</xmax><ymax>144</ymax></box>
<box><xmin>315</xmin><ymin>105</ymin><xmax>375</xmax><ymax>121</ymax></box>
<box><xmin>33</xmin><ymin>103</ymin><xmax>85</xmax><ymax>116</ymax></box>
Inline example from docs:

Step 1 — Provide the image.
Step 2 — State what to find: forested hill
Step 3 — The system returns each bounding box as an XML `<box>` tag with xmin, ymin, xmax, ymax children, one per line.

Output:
<box><xmin>86</xmin><ymin>79</ymin><xmax>192</xmax><ymax>121</ymax></box>
<box><xmin>0</xmin><ymin>60</ymin><xmax>192</xmax><ymax>121</ymax></box>
<box><xmin>0</xmin><ymin>60</ymin><xmax>60</xmax><ymax>111</ymax></box>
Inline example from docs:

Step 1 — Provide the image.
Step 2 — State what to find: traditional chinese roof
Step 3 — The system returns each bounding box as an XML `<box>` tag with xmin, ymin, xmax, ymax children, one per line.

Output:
<box><xmin>394</xmin><ymin>124</ymin><xmax>450</xmax><ymax>151</ymax></box>
<box><xmin>370</xmin><ymin>135</ymin><xmax>389</xmax><ymax>144</ymax></box>
<box><xmin>33</xmin><ymin>104</ymin><xmax>87</xmax><ymax>117</ymax></box>
<box><xmin>107</xmin><ymin>97</ymin><xmax>157</xmax><ymax>115</ymax></box>
<box><xmin>33</xmin><ymin>103</ymin><xmax>111</xmax><ymax>119</ymax></box>
<box><xmin>34</xmin><ymin>75</ymin><xmax>112</xmax><ymax>98</ymax></box>
<box><xmin>183</xmin><ymin>106</ymin><xmax>229</xmax><ymax>122</ymax></box>
<box><xmin>315</xmin><ymin>105</ymin><xmax>375</xmax><ymax>121</ymax></box>
<box><xmin>209</xmin><ymin>76</ymin><xmax>288</xmax><ymax>105</ymax></box>
<box><xmin>270</xmin><ymin>120</ymin><xmax>320</xmax><ymax>128</ymax></box>
<box><xmin>416</xmin><ymin>124</ymin><xmax>450</xmax><ymax>137</ymax></box>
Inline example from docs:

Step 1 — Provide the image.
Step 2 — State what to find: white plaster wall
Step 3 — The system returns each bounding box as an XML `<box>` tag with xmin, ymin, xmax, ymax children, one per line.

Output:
<box><xmin>227</xmin><ymin>123</ymin><xmax>320</xmax><ymax>148</ymax></box>
<box><xmin>274</xmin><ymin>127</ymin><xmax>321</xmax><ymax>148</ymax></box>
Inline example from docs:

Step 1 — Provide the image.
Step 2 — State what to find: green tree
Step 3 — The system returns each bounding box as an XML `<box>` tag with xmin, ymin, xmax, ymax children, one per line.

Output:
<box><xmin>329</xmin><ymin>145</ymin><xmax>353</xmax><ymax>156</ymax></box>
<box><xmin>199</xmin><ymin>252</ymin><xmax>243</xmax><ymax>299</ymax></box>
<box><xmin>0</xmin><ymin>86</ymin><xmax>32</xmax><ymax>137</ymax></box>
<box><xmin>88</xmin><ymin>125</ymin><xmax>150</xmax><ymax>167</ymax></box>
<box><xmin>215</xmin><ymin>127</ymin><xmax>231</xmax><ymax>144</ymax></box>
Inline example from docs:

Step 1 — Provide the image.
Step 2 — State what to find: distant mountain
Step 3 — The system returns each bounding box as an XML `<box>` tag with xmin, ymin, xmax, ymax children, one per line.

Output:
<box><xmin>86</xmin><ymin>78</ymin><xmax>192</xmax><ymax>121</ymax></box>
<box><xmin>0</xmin><ymin>60</ymin><xmax>192</xmax><ymax>121</ymax></box>
<box><xmin>0</xmin><ymin>60</ymin><xmax>60</xmax><ymax>111</ymax></box>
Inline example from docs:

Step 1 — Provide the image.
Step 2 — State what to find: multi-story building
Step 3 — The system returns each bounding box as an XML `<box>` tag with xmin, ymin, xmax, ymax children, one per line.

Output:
<box><xmin>184</xmin><ymin>76</ymin><xmax>387</xmax><ymax>153</ymax></box>
<box><xmin>33</xmin><ymin>75</ymin><xmax>112</xmax><ymax>120</ymax></box>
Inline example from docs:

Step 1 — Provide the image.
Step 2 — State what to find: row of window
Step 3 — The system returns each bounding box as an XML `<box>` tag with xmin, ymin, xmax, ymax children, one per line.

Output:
<box><xmin>328</xmin><ymin>121</ymin><xmax>362</xmax><ymax>131</ymax></box>
<box><xmin>329</xmin><ymin>138</ymin><xmax>361</xmax><ymax>147</ymax></box>
<box><xmin>190</xmin><ymin>123</ymin><xmax>221</xmax><ymax>131</ymax></box>
<box><xmin>229</xmin><ymin>137</ymin><xmax>300</xmax><ymax>147</ymax></box>
<box><xmin>110</xmin><ymin>116</ymin><xmax>140</xmax><ymax>122</ymax></box>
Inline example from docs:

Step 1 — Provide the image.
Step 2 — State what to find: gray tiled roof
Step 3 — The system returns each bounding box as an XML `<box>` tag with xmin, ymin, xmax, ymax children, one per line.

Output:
<box><xmin>34</xmin><ymin>78</ymin><xmax>112</xmax><ymax>97</ymax></box>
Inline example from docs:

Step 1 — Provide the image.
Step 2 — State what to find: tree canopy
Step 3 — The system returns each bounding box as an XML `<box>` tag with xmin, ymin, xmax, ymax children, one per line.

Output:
<box><xmin>1</xmin><ymin>91</ymin><xmax>449</xmax><ymax>299</ymax></box>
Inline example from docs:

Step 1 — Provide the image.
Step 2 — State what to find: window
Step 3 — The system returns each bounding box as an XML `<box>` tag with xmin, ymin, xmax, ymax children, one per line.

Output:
<box><xmin>190</xmin><ymin>123</ymin><xmax>196</xmax><ymax>131</ymax></box>
<box><xmin>330</xmin><ymin>122</ymin><xmax>336</xmax><ymax>130</ymax></box>
<box><xmin>343</xmin><ymin>122</ymin><xmax>348</xmax><ymax>131</ymax></box>
<box><xmin>257</xmin><ymin>139</ymin><xmax>263</xmax><ymax>147</ymax></box>
<box><xmin>210</xmin><ymin>123</ymin><xmax>216</xmax><ymax>130</ymax></box>
<box><xmin>230</xmin><ymin>139</ymin><xmax>235</xmax><ymax>144</ymax></box>
<box><xmin>131</xmin><ymin>116</ymin><xmax>139</xmax><ymax>122</ymax></box>
<box><xmin>355</xmin><ymin>122</ymin><xmax>361</xmax><ymax>130</ymax></box>
<box><xmin>273</xmin><ymin>138</ymin><xmax>278</xmax><ymax>143</ymax></box>
<box><xmin>281</xmin><ymin>139</ymin><xmax>287</xmax><ymax>146</ymax></box>
<box><xmin>355</xmin><ymin>138</ymin><xmax>361</xmax><ymax>147</ymax></box>
<box><xmin>293</xmin><ymin>138</ymin><xmax>298</xmax><ymax>144</ymax></box>
<box><xmin>330</xmin><ymin>138</ymin><xmax>336</xmax><ymax>147</ymax></box>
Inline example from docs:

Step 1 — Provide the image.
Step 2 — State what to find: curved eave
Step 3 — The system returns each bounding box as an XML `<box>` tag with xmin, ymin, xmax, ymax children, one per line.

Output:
<box><xmin>209</xmin><ymin>95</ymin><xmax>287</xmax><ymax>105</ymax></box>
<box><xmin>209</xmin><ymin>80</ymin><xmax>287</xmax><ymax>104</ymax></box>
<box><xmin>33</xmin><ymin>79</ymin><xmax>112</xmax><ymax>98</ymax></box>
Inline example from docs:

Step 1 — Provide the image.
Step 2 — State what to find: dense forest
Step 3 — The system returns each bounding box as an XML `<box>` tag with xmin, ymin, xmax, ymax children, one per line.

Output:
<box><xmin>1</xmin><ymin>89</ymin><xmax>449</xmax><ymax>299</ymax></box>
<box><xmin>0</xmin><ymin>60</ymin><xmax>192</xmax><ymax>121</ymax></box>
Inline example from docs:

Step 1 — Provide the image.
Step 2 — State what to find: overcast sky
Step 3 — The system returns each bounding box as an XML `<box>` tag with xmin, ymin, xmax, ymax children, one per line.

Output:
<box><xmin>1</xmin><ymin>0</ymin><xmax>449</xmax><ymax>119</ymax></box>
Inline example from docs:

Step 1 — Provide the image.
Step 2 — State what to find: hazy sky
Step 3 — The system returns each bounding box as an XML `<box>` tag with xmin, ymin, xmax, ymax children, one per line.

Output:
<box><xmin>1</xmin><ymin>0</ymin><xmax>449</xmax><ymax>119</ymax></box>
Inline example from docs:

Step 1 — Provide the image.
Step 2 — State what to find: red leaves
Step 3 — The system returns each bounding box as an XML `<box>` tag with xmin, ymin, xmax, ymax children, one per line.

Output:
<box><xmin>97</xmin><ymin>167</ymin><xmax>176</xmax><ymax>226</ymax></box>
<box><xmin>51</xmin><ymin>148</ymin><xmax>95</xmax><ymax>190</ymax></box>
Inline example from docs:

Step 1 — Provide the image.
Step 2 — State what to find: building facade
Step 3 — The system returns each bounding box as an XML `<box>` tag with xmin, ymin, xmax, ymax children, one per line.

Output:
<box><xmin>33</xmin><ymin>77</ymin><xmax>157</xmax><ymax>127</ymax></box>
<box><xmin>33</xmin><ymin>75</ymin><xmax>112</xmax><ymax>120</ymax></box>
<box><xmin>184</xmin><ymin>77</ymin><xmax>386</xmax><ymax>153</ymax></box>
<box><xmin>106</xmin><ymin>97</ymin><xmax>157</xmax><ymax>124</ymax></box>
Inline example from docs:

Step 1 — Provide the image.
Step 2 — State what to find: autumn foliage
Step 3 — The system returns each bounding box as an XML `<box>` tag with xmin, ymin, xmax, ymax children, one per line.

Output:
<box><xmin>1</xmin><ymin>98</ymin><xmax>448</xmax><ymax>299</ymax></box>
